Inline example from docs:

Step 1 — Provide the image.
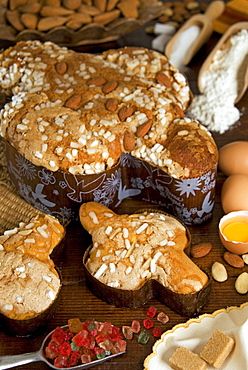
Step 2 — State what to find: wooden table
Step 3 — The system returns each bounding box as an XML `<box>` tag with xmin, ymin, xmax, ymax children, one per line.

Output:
<box><xmin>0</xmin><ymin>7</ymin><xmax>248</xmax><ymax>370</ymax></box>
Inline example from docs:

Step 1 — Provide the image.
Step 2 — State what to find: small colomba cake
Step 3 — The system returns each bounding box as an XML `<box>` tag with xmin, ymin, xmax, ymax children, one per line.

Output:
<box><xmin>80</xmin><ymin>202</ymin><xmax>208</xmax><ymax>294</ymax></box>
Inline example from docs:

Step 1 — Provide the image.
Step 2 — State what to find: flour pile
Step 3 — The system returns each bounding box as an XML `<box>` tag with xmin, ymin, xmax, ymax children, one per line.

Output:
<box><xmin>188</xmin><ymin>28</ymin><xmax>248</xmax><ymax>134</ymax></box>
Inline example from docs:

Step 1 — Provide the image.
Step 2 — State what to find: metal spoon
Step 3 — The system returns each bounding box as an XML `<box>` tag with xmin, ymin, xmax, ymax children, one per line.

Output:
<box><xmin>165</xmin><ymin>0</ymin><xmax>225</xmax><ymax>66</ymax></box>
<box><xmin>198</xmin><ymin>21</ymin><xmax>248</xmax><ymax>103</ymax></box>
<box><xmin>0</xmin><ymin>325</ymin><xmax>125</xmax><ymax>370</ymax></box>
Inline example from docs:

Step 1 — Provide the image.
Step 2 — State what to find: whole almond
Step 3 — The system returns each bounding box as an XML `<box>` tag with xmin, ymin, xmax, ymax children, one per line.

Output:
<box><xmin>105</xmin><ymin>98</ymin><xmax>118</xmax><ymax>112</ymax></box>
<box><xmin>37</xmin><ymin>16</ymin><xmax>68</xmax><ymax>31</ymax></box>
<box><xmin>40</xmin><ymin>5</ymin><xmax>74</xmax><ymax>16</ymax></box>
<box><xmin>87</xmin><ymin>76</ymin><xmax>107</xmax><ymax>86</ymax></box>
<box><xmin>63</xmin><ymin>0</ymin><xmax>81</xmax><ymax>10</ymax></box>
<box><xmin>211</xmin><ymin>262</ymin><xmax>228</xmax><ymax>282</ymax></box>
<box><xmin>223</xmin><ymin>251</ymin><xmax>244</xmax><ymax>268</ymax></box>
<box><xmin>118</xmin><ymin>105</ymin><xmax>134</xmax><ymax>121</ymax></box>
<box><xmin>235</xmin><ymin>272</ymin><xmax>248</xmax><ymax>294</ymax></box>
<box><xmin>94</xmin><ymin>0</ymin><xmax>106</xmax><ymax>12</ymax></box>
<box><xmin>102</xmin><ymin>80</ymin><xmax>118</xmax><ymax>94</ymax></box>
<box><xmin>77</xmin><ymin>4</ymin><xmax>101</xmax><ymax>15</ymax></box>
<box><xmin>93</xmin><ymin>9</ymin><xmax>120</xmax><ymax>25</ymax></box>
<box><xmin>55</xmin><ymin>61</ymin><xmax>68</xmax><ymax>75</ymax></box>
<box><xmin>9</xmin><ymin>0</ymin><xmax>27</xmax><ymax>11</ymax></box>
<box><xmin>136</xmin><ymin>120</ymin><xmax>152</xmax><ymax>138</ymax></box>
<box><xmin>118</xmin><ymin>0</ymin><xmax>139</xmax><ymax>18</ymax></box>
<box><xmin>19</xmin><ymin>2</ymin><xmax>41</xmax><ymax>13</ymax></box>
<box><xmin>65</xmin><ymin>94</ymin><xmax>81</xmax><ymax>109</ymax></box>
<box><xmin>174</xmin><ymin>104</ymin><xmax>185</xmax><ymax>118</ymax></box>
<box><xmin>6</xmin><ymin>10</ymin><xmax>25</xmax><ymax>31</ymax></box>
<box><xmin>242</xmin><ymin>254</ymin><xmax>248</xmax><ymax>265</ymax></box>
<box><xmin>107</xmin><ymin>0</ymin><xmax>119</xmax><ymax>11</ymax></box>
<box><xmin>156</xmin><ymin>72</ymin><xmax>172</xmax><ymax>88</ymax></box>
<box><xmin>191</xmin><ymin>242</ymin><xmax>212</xmax><ymax>258</ymax></box>
<box><xmin>67</xmin><ymin>13</ymin><xmax>92</xmax><ymax>23</ymax></box>
<box><xmin>21</xmin><ymin>13</ymin><xmax>38</xmax><ymax>29</ymax></box>
<box><xmin>123</xmin><ymin>131</ymin><xmax>135</xmax><ymax>151</ymax></box>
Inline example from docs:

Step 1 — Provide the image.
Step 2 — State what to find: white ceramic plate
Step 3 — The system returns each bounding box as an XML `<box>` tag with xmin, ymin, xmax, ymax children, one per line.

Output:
<box><xmin>144</xmin><ymin>302</ymin><xmax>248</xmax><ymax>370</ymax></box>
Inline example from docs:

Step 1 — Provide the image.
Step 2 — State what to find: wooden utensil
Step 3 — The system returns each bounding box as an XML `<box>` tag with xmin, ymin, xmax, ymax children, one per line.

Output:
<box><xmin>165</xmin><ymin>1</ymin><xmax>225</xmax><ymax>66</ymax></box>
<box><xmin>198</xmin><ymin>21</ymin><xmax>248</xmax><ymax>103</ymax></box>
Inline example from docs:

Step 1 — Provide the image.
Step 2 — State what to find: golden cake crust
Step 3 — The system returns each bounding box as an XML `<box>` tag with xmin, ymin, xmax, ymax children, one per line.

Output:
<box><xmin>80</xmin><ymin>202</ymin><xmax>208</xmax><ymax>294</ymax></box>
<box><xmin>0</xmin><ymin>41</ymin><xmax>218</xmax><ymax>179</ymax></box>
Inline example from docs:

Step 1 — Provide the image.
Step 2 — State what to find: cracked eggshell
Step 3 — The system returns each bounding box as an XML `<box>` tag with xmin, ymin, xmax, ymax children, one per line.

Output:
<box><xmin>219</xmin><ymin>211</ymin><xmax>248</xmax><ymax>254</ymax></box>
<box><xmin>221</xmin><ymin>174</ymin><xmax>248</xmax><ymax>214</ymax></box>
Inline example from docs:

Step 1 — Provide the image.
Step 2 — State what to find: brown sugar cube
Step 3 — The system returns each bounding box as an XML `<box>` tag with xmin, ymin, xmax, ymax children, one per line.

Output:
<box><xmin>200</xmin><ymin>329</ymin><xmax>235</xmax><ymax>368</ymax></box>
<box><xmin>169</xmin><ymin>347</ymin><xmax>207</xmax><ymax>370</ymax></box>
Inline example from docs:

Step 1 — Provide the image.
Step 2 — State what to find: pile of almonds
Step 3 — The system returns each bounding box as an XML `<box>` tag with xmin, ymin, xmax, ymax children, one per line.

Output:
<box><xmin>0</xmin><ymin>0</ymin><xmax>146</xmax><ymax>33</ymax></box>
<box><xmin>191</xmin><ymin>243</ymin><xmax>248</xmax><ymax>295</ymax></box>
<box><xmin>157</xmin><ymin>0</ymin><xmax>208</xmax><ymax>29</ymax></box>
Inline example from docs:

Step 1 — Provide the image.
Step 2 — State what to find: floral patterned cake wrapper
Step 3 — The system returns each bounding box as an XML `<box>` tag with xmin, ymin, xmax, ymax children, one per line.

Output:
<box><xmin>3</xmin><ymin>140</ymin><xmax>217</xmax><ymax>225</ymax></box>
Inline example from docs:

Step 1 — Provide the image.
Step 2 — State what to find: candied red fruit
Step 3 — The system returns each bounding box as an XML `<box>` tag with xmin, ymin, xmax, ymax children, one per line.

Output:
<box><xmin>45</xmin><ymin>319</ymin><xmax>126</xmax><ymax>368</ymax></box>
<box><xmin>143</xmin><ymin>319</ymin><xmax>154</xmax><ymax>330</ymax></box>
<box><xmin>153</xmin><ymin>327</ymin><xmax>162</xmax><ymax>338</ymax></box>
<box><xmin>147</xmin><ymin>306</ymin><xmax>157</xmax><ymax>318</ymax></box>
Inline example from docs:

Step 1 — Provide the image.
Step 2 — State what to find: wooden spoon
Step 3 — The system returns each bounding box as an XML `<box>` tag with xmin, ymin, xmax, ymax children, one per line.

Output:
<box><xmin>198</xmin><ymin>21</ymin><xmax>248</xmax><ymax>103</ymax></box>
<box><xmin>165</xmin><ymin>1</ymin><xmax>225</xmax><ymax>66</ymax></box>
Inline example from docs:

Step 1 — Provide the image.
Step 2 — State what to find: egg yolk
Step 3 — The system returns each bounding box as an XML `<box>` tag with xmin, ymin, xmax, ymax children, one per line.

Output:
<box><xmin>223</xmin><ymin>222</ymin><xmax>248</xmax><ymax>243</ymax></box>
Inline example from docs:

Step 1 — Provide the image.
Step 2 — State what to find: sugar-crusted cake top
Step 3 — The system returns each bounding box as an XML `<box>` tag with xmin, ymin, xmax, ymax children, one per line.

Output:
<box><xmin>80</xmin><ymin>202</ymin><xmax>208</xmax><ymax>294</ymax></box>
<box><xmin>0</xmin><ymin>41</ymin><xmax>217</xmax><ymax>178</ymax></box>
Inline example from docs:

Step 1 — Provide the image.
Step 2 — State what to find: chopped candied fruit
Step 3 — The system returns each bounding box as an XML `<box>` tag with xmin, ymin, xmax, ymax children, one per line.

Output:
<box><xmin>153</xmin><ymin>327</ymin><xmax>163</xmax><ymax>338</ymax></box>
<box><xmin>131</xmin><ymin>320</ymin><xmax>141</xmax><ymax>333</ymax></box>
<box><xmin>68</xmin><ymin>318</ymin><xmax>83</xmax><ymax>334</ymax></box>
<box><xmin>138</xmin><ymin>330</ymin><xmax>149</xmax><ymax>345</ymax></box>
<box><xmin>157</xmin><ymin>312</ymin><xmax>169</xmax><ymax>324</ymax></box>
<box><xmin>45</xmin><ymin>318</ymin><xmax>126</xmax><ymax>368</ymax></box>
<box><xmin>122</xmin><ymin>326</ymin><xmax>134</xmax><ymax>340</ymax></box>
<box><xmin>147</xmin><ymin>306</ymin><xmax>157</xmax><ymax>318</ymax></box>
<box><xmin>143</xmin><ymin>319</ymin><xmax>154</xmax><ymax>329</ymax></box>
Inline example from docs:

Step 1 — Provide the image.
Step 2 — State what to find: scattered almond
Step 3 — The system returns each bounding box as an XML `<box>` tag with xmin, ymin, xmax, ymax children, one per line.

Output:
<box><xmin>156</xmin><ymin>72</ymin><xmax>172</xmax><ymax>88</ymax></box>
<box><xmin>191</xmin><ymin>242</ymin><xmax>212</xmax><ymax>258</ymax></box>
<box><xmin>123</xmin><ymin>131</ymin><xmax>135</xmax><ymax>152</ymax></box>
<box><xmin>136</xmin><ymin>120</ymin><xmax>152</xmax><ymax>138</ymax></box>
<box><xmin>235</xmin><ymin>272</ymin><xmax>248</xmax><ymax>294</ymax></box>
<box><xmin>211</xmin><ymin>262</ymin><xmax>228</xmax><ymax>282</ymax></box>
<box><xmin>223</xmin><ymin>251</ymin><xmax>244</xmax><ymax>268</ymax></box>
<box><xmin>118</xmin><ymin>105</ymin><xmax>134</xmax><ymax>121</ymax></box>
<box><xmin>65</xmin><ymin>94</ymin><xmax>82</xmax><ymax>110</ymax></box>
<box><xmin>55</xmin><ymin>61</ymin><xmax>68</xmax><ymax>75</ymax></box>
<box><xmin>242</xmin><ymin>254</ymin><xmax>248</xmax><ymax>265</ymax></box>
<box><xmin>105</xmin><ymin>98</ymin><xmax>118</xmax><ymax>112</ymax></box>
<box><xmin>102</xmin><ymin>80</ymin><xmax>118</xmax><ymax>94</ymax></box>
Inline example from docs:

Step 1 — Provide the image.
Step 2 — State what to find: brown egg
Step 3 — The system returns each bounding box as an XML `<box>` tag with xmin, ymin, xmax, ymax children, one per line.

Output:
<box><xmin>221</xmin><ymin>174</ymin><xmax>248</xmax><ymax>214</ymax></box>
<box><xmin>219</xmin><ymin>141</ymin><xmax>248</xmax><ymax>176</ymax></box>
